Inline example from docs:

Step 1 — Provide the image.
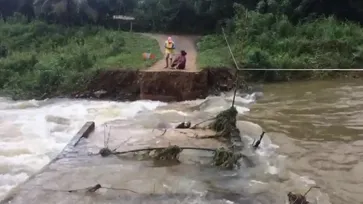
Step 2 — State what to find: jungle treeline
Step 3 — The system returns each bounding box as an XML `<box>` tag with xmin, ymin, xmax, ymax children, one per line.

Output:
<box><xmin>1</xmin><ymin>0</ymin><xmax>362</xmax><ymax>33</ymax></box>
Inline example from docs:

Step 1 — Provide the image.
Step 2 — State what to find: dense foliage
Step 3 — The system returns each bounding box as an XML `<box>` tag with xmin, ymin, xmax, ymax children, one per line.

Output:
<box><xmin>197</xmin><ymin>5</ymin><xmax>363</xmax><ymax>81</ymax></box>
<box><xmin>1</xmin><ymin>0</ymin><xmax>363</xmax><ymax>34</ymax></box>
<box><xmin>1</xmin><ymin>0</ymin><xmax>363</xmax><ymax>98</ymax></box>
<box><xmin>0</xmin><ymin>16</ymin><xmax>160</xmax><ymax>99</ymax></box>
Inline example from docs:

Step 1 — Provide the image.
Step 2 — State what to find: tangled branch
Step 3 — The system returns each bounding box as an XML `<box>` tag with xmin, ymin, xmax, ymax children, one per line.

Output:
<box><xmin>252</xmin><ymin>131</ymin><xmax>265</xmax><ymax>149</ymax></box>
<box><xmin>212</xmin><ymin>147</ymin><xmax>242</xmax><ymax>169</ymax></box>
<box><xmin>152</xmin><ymin>145</ymin><xmax>182</xmax><ymax>160</ymax></box>
<box><xmin>288</xmin><ymin>186</ymin><xmax>321</xmax><ymax>204</ymax></box>
<box><xmin>175</xmin><ymin>121</ymin><xmax>191</xmax><ymax>129</ymax></box>
<box><xmin>96</xmin><ymin>145</ymin><xmax>243</xmax><ymax>169</ymax></box>
<box><xmin>99</xmin><ymin>124</ymin><xmax>167</xmax><ymax>157</ymax></box>
<box><xmin>42</xmin><ymin>184</ymin><xmax>139</xmax><ymax>194</ymax></box>
<box><xmin>209</xmin><ymin>106</ymin><xmax>240</xmax><ymax>140</ymax></box>
<box><xmin>190</xmin><ymin>117</ymin><xmax>216</xmax><ymax>129</ymax></box>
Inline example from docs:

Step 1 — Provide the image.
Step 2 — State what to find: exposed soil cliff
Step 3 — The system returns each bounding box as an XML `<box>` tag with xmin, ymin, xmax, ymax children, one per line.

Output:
<box><xmin>72</xmin><ymin>34</ymin><xmax>238</xmax><ymax>102</ymax></box>
<box><xmin>73</xmin><ymin>68</ymin><xmax>237</xmax><ymax>102</ymax></box>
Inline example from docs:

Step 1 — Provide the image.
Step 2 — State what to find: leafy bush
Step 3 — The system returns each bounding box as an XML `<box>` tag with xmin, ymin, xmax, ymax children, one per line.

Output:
<box><xmin>197</xmin><ymin>6</ymin><xmax>363</xmax><ymax>80</ymax></box>
<box><xmin>196</xmin><ymin>35</ymin><xmax>234</xmax><ymax>68</ymax></box>
<box><xmin>0</xmin><ymin>17</ymin><xmax>161</xmax><ymax>99</ymax></box>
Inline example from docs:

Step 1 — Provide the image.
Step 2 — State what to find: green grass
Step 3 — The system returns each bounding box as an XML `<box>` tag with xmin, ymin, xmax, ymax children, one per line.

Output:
<box><xmin>196</xmin><ymin>35</ymin><xmax>233</xmax><ymax>69</ymax></box>
<box><xmin>197</xmin><ymin>7</ymin><xmax>363</xmax><ymax>80</ymax></box>
<box><xmin>0</xmin><ymin>16</ymin><xmax>161</xmax><ymax>99</ymax></box>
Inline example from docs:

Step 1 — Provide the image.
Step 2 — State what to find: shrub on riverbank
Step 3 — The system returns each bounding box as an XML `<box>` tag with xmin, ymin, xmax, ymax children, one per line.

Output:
<box><xmin>197</xmin><ymin>6</ymin><xmax>363</xmax><ymax>81</ymax></box>
<box><xmin>0</xmin><ymin>16</ymin><xmax>161</xmax><ymax>99</ymax></box>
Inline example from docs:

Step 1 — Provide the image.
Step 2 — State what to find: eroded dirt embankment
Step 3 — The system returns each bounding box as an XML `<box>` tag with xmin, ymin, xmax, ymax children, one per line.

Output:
<box><xmin>73</xmin><ymin>68</ymin><xmax>236</xmax><ymax>101</ymax></box>
<box><xmin>72</xmin><ymin>34</ymin><xmax>237</xmax><ymax>102</ymax></box>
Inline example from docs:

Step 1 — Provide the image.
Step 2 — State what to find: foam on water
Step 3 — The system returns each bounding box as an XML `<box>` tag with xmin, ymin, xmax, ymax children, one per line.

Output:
<box><xmin>0</xmin><ymin>97</ymin><xmax>166</xmax><ymax>199</ymax></box>
<box><xmin>194</xmin><ymin>94</ymin><xmax>251</xmax><ymax>115</ymax></box>
<box><xmin>0</xmin><ymin>94</ymin><xmax>330</xmax><ymax>203</ymax></box>
<box><xmin>237</xmin><ymin>121</ymin><xmax>331</xmax><ymax>203</ymax></box>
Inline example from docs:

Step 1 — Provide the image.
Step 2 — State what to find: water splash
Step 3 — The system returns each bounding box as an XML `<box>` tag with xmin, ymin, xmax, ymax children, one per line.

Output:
<box><xmin>0</xmin><ymin>94</ymin><xmax>331</xmax><ymax>203</ymax></box>
<box><xmin>0</xmin><ymin>97</ymin><xmax>165</xmax><ymax>198</ymax></box>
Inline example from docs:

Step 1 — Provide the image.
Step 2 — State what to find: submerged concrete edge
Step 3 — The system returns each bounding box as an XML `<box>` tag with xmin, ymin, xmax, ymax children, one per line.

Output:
<box><xmin>82</xmin><ymin>68</ymin><xmax>236</xmax><ymax>102</ymax></box>
<box><xmin>72</xmin><ymin>121</ymin><xmax>95</xmax><ymax>147</ymax></box>
<box><xmin>0</xmin><ymin>121</ymin><xmax>96</xmax><ymax>204</ymax></box>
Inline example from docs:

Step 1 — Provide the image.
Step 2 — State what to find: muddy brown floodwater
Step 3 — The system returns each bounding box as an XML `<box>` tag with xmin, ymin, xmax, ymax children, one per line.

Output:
<box><xmin>244</xmin><ymin>80</ymin><xmax>363</xmax><ymax>204</ymax></box>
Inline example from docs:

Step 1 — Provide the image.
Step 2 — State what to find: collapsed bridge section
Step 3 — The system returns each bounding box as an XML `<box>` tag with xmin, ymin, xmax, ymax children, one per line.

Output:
<box><xmin>82</xmin><ymin>68</ymin><xmax>236</xmax><ymax>102</ymax></box>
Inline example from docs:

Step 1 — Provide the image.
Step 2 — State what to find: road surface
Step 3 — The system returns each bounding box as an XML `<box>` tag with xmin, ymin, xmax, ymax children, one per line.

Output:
<box><xmin>143</xmin><ymin>34</ymin><xmax>200</xmax><ymax>72</ymax></box>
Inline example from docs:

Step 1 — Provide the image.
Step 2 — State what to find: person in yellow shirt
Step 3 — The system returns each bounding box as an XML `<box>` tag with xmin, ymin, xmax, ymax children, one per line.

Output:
<box><xmin>164</xmin><ymin>36</ymin><xmax>175</xmax><ymax>68</ymax></box>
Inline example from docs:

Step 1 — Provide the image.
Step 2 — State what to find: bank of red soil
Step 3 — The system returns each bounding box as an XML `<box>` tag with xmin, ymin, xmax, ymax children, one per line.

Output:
<box><xmin>72</xmin><ymin>34</ymin><xmax>235</xmax><ymax>101</ymax></box>
<box><xmin>73</xmin><ymin>68</ymin><xmax>236</xmax><ymax>101</ymax></box>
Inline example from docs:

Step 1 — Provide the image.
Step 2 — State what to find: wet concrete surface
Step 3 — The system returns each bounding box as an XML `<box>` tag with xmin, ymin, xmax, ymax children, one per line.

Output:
<box><xmin>0</xmin><ymin>122</ymin><xmax>272</xmax><ymax>204</ymax></box>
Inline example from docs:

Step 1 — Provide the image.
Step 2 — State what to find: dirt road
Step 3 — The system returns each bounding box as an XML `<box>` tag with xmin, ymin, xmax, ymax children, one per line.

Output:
<box><xmin>143</xmin><ymin>34</ymin><xmax>200</xmax><ymax>72</ymax></box>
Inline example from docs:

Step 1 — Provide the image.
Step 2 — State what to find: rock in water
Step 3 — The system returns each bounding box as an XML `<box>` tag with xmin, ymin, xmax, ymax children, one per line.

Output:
<box><xmin>94</xmin><ymin>90</ymin><xmax>107</xmax><ymax>98</ymax></box>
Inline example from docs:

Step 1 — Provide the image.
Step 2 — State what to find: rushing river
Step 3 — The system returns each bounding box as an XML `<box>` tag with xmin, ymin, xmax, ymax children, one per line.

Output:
<box><xmin>0</xmin><ymin>80</ymin><xmax>362</xmax><ymax>203</ymax></box>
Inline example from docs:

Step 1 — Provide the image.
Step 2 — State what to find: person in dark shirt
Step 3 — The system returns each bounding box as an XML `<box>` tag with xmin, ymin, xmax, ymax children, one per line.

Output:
<box><xmin>171</xmin><ymin>50</ymin><xmax>187</xmax><ymax>70</ymax></box>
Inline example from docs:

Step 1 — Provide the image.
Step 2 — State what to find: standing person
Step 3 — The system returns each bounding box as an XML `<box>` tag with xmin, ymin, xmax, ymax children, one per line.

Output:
<box><xmin>171</xmin><ymin>50</ymin><xmax>187</xmax><ymax>70</ymax></box>
<box><xmin>164</xmin><ymin>36</ymin><xmax>175</xmax><ymax>68</ymax></box>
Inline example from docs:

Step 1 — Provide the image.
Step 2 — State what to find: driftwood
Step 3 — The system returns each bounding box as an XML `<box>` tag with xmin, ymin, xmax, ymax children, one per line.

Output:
<box><xmin>42</xmin><ymin>183</ymin><xmax>139</xmax><ymax>194</ymax></box>
<box><xmin>288</xmin><ymin>192</ymin><xmax>310</xmax><ymax>204</ymax></box>
<box><xmin>288</xmin><ymin>186</ymin><xmax>320</xmax><ymax>204</ymax></box>
<box><xmin>190</xmin><ymin>117</ymin><xmax>216</xmax><ymax>129</ymax></box>
<box><xmin>252</xmin><ymin>131</ymin><xmax>265</xmax><ymax>149</ymax></box>
<box><xmin>99</xmin><ymin>147</ymin><xmax>113</xmax><ymax>157</ymax></box>
<box><xmin>98</xmin><ymin>145</ymin><xmax>243</xmax><ymax>169</ymax></box>
<box><xmin>175</xmin><ymin>121</ymin><xmax>191</xmax><ymax>129</ymax></box>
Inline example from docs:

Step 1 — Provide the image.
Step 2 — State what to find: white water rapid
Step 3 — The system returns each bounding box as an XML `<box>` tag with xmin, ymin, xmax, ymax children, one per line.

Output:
<box><xmin>0</xmin><ymin>94</ymin><xmax>331</xmax><ymax>203</ymax></box>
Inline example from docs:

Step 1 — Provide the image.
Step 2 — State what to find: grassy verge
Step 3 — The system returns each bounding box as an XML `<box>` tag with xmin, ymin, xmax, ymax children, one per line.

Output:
<box><xmin>196</xmin><ymin>35</ymin><xmax>233</xmax><ymax>69</ymax></box>
<box><xmin>0</xmin><ymin>16</ymin><xmax>161</xmax><ymax>99</ymax></box>
<box><xmin>197</xmin><ymin>6</ymin><xmax>363</xmax><ymax>81</ymax></box>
